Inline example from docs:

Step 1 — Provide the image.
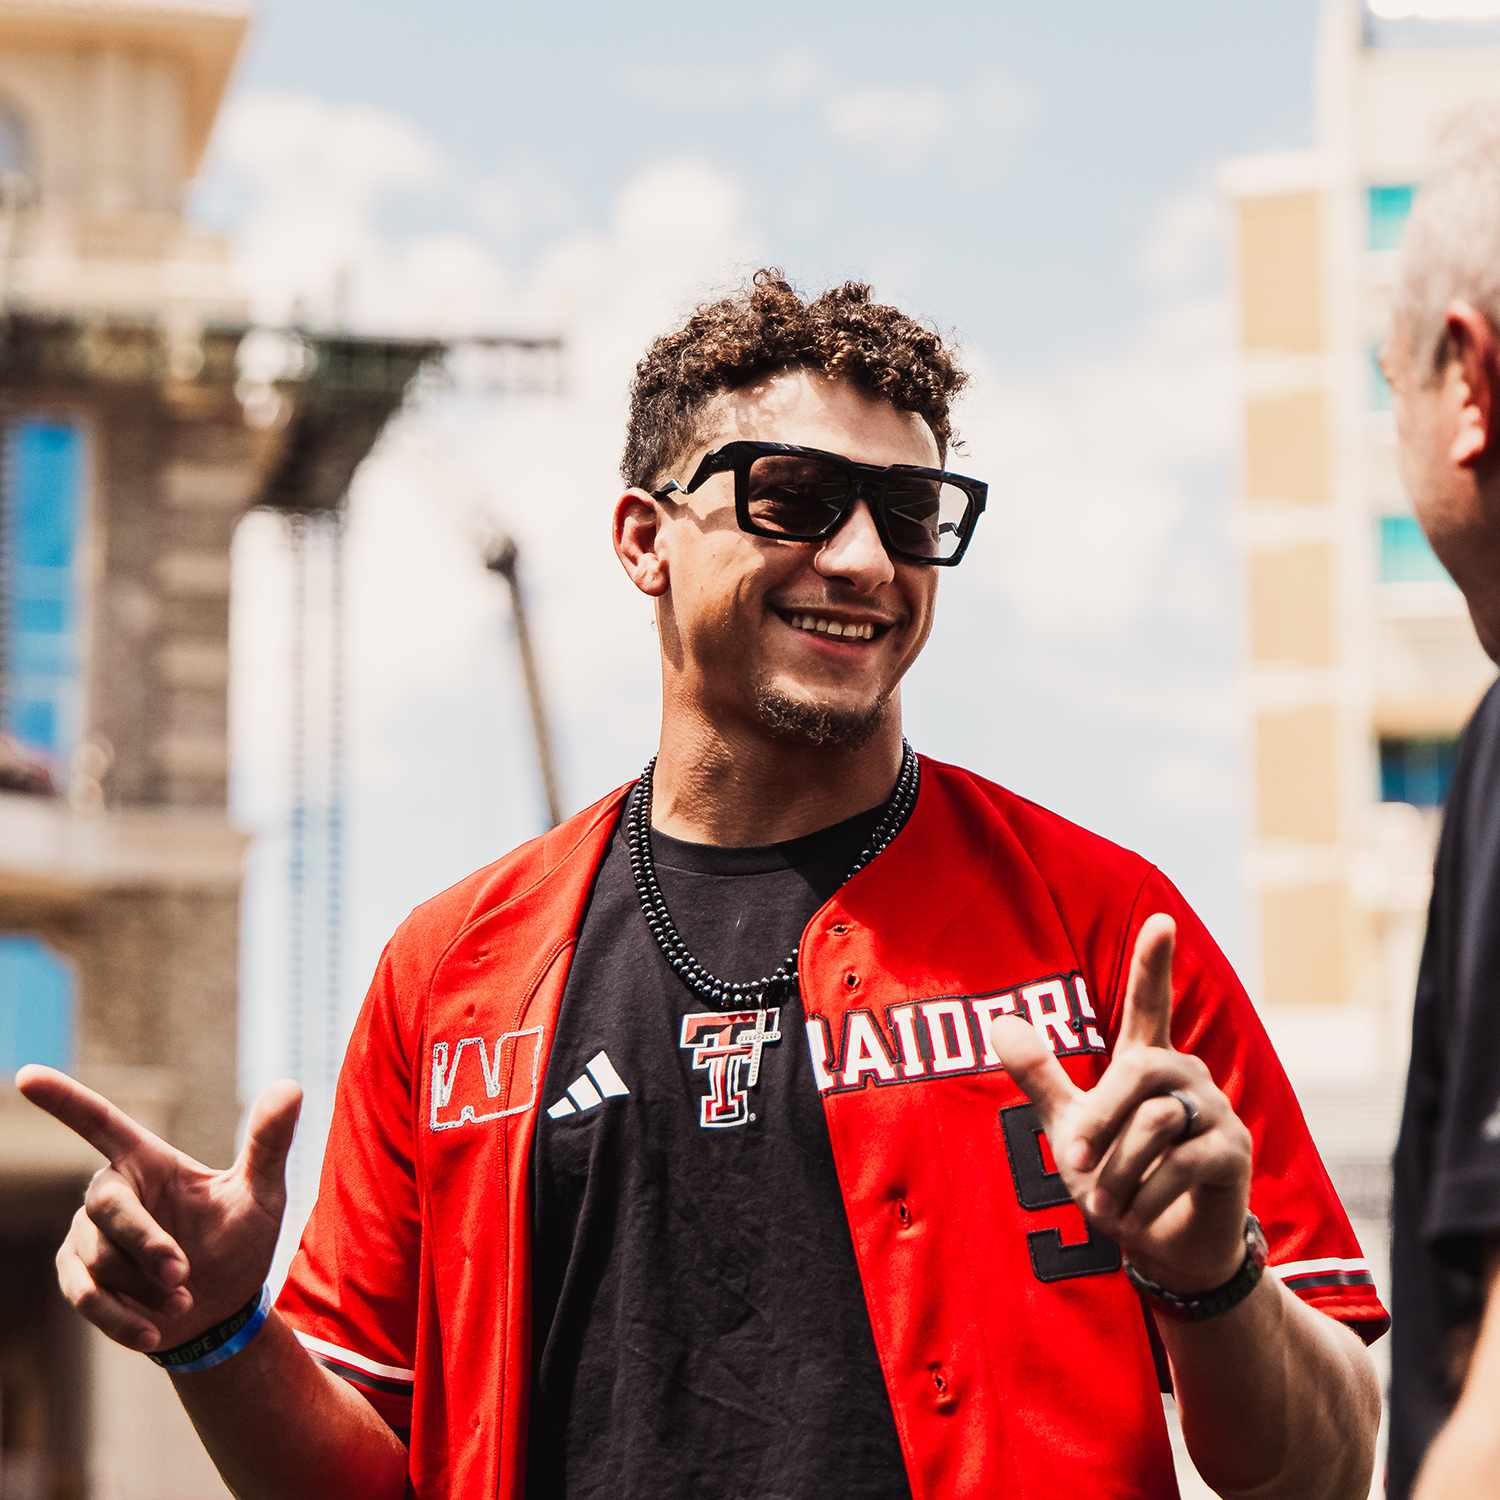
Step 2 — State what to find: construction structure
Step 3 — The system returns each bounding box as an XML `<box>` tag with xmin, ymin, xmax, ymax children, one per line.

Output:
<box><xmin>1222</xmin><ymin>0</ymin><xmax>1500</xmax><ymax>1312</ymax></box>
<box><xmin>0</xmin><ymin>4</ymin><xmax>562</xmax><ymax>1496</ymax></box>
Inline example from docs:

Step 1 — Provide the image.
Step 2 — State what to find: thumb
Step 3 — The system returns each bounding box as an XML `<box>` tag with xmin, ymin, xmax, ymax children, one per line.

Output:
<box><xmin>238</xmin><ymin>1080</ymin><xmax>303</xmax><ymax>1205</ymax></box>
<box><xmin>988</xmin><ymin>1014</ymin><xmax>1080</xmax><ymax>1126</ymax></box>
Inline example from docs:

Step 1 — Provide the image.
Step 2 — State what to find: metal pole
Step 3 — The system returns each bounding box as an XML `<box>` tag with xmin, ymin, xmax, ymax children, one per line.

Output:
<box><xmin>484</xmin><ymin>535</ymin><xmax>563</xmax><ymax>828</ymax></box>
<box><xmin>286</xmin><ymin>513</ymin><xmax>308</xmax><ymax>1089</ymax></box>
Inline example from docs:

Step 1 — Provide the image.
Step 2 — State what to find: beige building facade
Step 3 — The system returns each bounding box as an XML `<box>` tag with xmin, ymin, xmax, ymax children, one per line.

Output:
<box><xmin>1188</xmin><ymin>9</ymin><xmax>1500</xmax><ymax>1494</ymax></box>
<box><xmin>1219</xmin><ymin>12</ymin><xmax>1500</xmax><ymax>1401</ymax></box>
<box><xmin>0</xmin><ymin>6</ymin><xmax>259</xmax><ymax>1497</ymax></box>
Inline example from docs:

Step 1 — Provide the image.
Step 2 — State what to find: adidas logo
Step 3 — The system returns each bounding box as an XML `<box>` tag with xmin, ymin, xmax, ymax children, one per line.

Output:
<box><xmin>546</xmin><ymin>1050</ymin><xmax>630</xmax><ymax>1119</ymax></box>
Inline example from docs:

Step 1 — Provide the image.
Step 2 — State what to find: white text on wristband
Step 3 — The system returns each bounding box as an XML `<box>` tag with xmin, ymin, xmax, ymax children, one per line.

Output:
<box><xmin>147</xmin><ymin>1285</ymin><xmax>271</xmax><ymax>1374</ymax></box>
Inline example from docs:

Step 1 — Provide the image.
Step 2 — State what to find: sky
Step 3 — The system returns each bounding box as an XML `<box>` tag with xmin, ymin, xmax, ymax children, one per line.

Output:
<box><xmin>210</xmin><ymin>1</ymin><xmax>1334</xmax><ymax>1131</ymax></box>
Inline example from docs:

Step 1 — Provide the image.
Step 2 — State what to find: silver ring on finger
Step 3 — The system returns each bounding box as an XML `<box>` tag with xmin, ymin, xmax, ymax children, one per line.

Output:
<box><xmin>1166</xmin><ymin>1088</ymin><xmax>1201</xmax><ymax>1143</ymax></box>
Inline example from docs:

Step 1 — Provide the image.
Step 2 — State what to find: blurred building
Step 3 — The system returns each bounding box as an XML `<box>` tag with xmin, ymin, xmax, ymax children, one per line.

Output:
<box><xmin>0</xmin><ymin>4</ymin><xmax>440</xmax><ymax>1496</ymax></box>
<box><xmin>1223</xmin><ymin>0</ymin><xmax>1500</xmax><ymax>1293</ymax></box>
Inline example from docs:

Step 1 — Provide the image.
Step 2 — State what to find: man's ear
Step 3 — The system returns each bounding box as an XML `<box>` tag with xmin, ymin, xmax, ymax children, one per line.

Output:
<box><xmin>1443</xmin><ymin>301</ymin><xmax>1500</xmax><ymax>468</ymax></box>
<box><xmin>613</xmin><ymin>489</ymin><xmax>669</xmax><ymax>598</ymax></box>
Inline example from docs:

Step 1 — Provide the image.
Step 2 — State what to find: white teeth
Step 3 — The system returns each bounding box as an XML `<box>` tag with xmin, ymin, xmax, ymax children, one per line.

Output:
<box><xmin>786</xmin><ymin>613</ymin><xmax>876</xmax><ymax>641</ymax></box>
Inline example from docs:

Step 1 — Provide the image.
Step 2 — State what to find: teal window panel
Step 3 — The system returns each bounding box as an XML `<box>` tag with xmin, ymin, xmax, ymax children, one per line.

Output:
<box><xmin>1368</xmin><ymin>185</ymin><xmax>1416</xmax><ymax>252</ymax></box>
<box><xmin>15</xmin><ymin>596</ymin><xmax>69</xmax><ymax>635</ymax></box>
<box><xmin>0</xmin><ymin>936</ymin><xmax>74</xmax><ymax>1074</ymax></box>
<box><xmin>4</xmin><ymin>418</ymin><xmax>84</xmax><ymax>755</ymax></box>
<box><xmin>1380</xmin><ymin>736</ymin><xmax>1459</xmax><ymax>808</ymax></box>
<box><xmin>14</xmin><ymin>423</ymin><xmax>82</xmax><ymax>567</ymax></box>
<box><xmin>14</xmin><ymin>636</ymin><xmax>79</xmax><ymax>676</ymax></box>
<box><xmin>1379</xmin><ymin>514</ymin><xmax>1448</xmax><ymax>584</ymax></box>
<box><xmin>10</xmin><ymin>699</ymin><xmax>57</xmax><ymax>747</ymax></box>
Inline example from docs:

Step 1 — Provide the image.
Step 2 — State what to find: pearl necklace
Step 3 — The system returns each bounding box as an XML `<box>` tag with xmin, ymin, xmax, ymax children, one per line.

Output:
<box><xmin>626</xmin><ymin>743</ymin><xmax>920</xmax><ymax>1008</ymax></box>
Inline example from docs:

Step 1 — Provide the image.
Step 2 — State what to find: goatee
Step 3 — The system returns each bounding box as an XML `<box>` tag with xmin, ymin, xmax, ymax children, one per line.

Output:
<box><xmin>751</xmin><ymin>683</ymin><xmax>888</xmax><ymax>750</ymax></box>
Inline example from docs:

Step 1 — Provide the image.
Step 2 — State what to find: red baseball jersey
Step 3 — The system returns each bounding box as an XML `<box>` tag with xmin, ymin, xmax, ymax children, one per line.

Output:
<box><xmin>278</xmin><ymin>756</ymin><xmax>1388</xmax><ymax>1499</ymax></box>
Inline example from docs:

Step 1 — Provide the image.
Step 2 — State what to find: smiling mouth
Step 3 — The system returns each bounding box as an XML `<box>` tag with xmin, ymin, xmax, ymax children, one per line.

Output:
<box><xmin>774</xmin><ymin>610</ymin><xmax>892</xmax><ymax>643</ymax></box>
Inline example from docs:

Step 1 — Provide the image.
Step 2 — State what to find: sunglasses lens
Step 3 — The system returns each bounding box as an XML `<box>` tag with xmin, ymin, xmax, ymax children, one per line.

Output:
<box><xmin>882</xmin><ymin>475</ymin><xmax>973</xmax><ymax>562</ymax></box>
<box><xmin>745</xmin><ymin>454</ymin><xmax>849</xmax><ymax>538</ymax></box>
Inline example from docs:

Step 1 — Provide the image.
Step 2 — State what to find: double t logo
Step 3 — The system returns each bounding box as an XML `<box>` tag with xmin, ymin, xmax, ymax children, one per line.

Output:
<box><xmin>678</xmin><ymin>1008</ymin><xmax>782</xmax><ymax>1128</ymax></box>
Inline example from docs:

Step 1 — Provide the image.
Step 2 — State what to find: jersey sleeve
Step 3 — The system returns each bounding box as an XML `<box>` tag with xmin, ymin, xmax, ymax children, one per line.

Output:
<box><xmin>277</xmin><ymin>940</ymin><xmax>421</xmax><ymax>1433</ymax></box>
<box><xmin>1111</xmin><ymin>867</ymin><xmax>1390</xmax><ymax>1341</ymax></box>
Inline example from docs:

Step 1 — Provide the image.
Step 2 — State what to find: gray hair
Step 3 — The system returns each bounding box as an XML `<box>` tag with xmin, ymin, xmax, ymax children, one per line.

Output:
<box><xmin>1395</xmin><ymin>102</ymin><xmax>1500</xmax><ymax>379</ymax></box>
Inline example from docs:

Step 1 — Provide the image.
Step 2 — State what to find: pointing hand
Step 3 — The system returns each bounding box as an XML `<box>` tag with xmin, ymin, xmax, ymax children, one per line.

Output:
<box><xmin>988</xmin><ymin>915</ymin><xmax>1252</xmax><ymax>1294</ymax></box>
<box><xmin>16</xmin><ymin>1066</ymin><xmax>302</xmax><ymax>1355</ymax></box>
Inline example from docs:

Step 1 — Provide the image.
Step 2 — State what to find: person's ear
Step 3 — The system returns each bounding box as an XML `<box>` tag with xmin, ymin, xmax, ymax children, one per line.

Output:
<box><xmin>1442</xmin><ymin>301</ymin><xmax>1500</xmax><ymax>468</ymax></box>
<box><xmin>613</xmin><ymin>489</ymin><xmax>669</xmax><ymax>598</ymax></box>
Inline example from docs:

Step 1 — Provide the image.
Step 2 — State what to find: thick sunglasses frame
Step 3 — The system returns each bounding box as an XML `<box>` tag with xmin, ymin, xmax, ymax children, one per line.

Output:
<box><xmin>650</xmin><ymin>440</ymin><xmax>988</xmax><ymax>567</ymax></box>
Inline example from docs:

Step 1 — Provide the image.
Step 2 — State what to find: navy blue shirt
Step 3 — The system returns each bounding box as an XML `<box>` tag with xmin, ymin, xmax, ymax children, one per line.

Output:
<box><xmin>1390</xmin><ymin>677</ymin><xmax>1500</xmax><ymax>1496</ymax></box>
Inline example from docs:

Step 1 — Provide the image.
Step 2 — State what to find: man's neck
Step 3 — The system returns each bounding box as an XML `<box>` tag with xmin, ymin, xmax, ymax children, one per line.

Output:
<box><xmin>648</xmin><ymin>714</ymin><xmax>907</xmax><ymax>847</ymax></box>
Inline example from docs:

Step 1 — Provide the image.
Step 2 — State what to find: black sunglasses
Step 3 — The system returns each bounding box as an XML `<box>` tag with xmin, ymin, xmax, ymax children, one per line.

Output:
<box><xmin>650</xmin><ymin>440</ymin><xmax>987</xmax><ymax>567</ymax></box>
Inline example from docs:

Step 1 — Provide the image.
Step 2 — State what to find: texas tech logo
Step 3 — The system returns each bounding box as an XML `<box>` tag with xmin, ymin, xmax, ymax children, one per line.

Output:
<box><xmin>679</xmin><ymin>1008</ymin><xmax>782</xmax><ymax>1129</ymax></box>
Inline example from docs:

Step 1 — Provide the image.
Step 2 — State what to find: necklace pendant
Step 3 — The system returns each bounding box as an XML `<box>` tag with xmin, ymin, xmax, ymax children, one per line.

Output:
<box><xmin>745</xmin><ymin>1006</ymin><xmax>782</xmax><ymax>1088</ymax></box>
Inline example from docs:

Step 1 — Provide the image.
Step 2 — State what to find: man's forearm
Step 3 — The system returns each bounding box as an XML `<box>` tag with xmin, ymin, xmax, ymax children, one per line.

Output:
<box><xmin>1161</xmin><ymin>1274</ymin><xmax>1380</xmax><ymax>1500</ymax></box>
<box><xmin>170</xmin><ymin>1311</ymin><xmax>408</xmax><ymax>1500</ymax></box>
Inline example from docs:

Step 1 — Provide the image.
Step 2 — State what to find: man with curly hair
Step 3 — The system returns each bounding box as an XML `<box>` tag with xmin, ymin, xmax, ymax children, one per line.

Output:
<box><xmin>23</xmin><ymin>271</ymin><xmax>1384</xmax><ymax>1498</ymax></box>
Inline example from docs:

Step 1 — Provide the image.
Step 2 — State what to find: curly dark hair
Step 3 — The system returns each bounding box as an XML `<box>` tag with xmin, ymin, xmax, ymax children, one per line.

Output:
<box><xmin>621</xmin><ymin>268</ymin><xmax>968</xmax><ymax>491</ymax></box>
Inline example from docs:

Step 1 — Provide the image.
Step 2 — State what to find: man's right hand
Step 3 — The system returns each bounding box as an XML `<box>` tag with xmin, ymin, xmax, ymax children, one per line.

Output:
<box><xmin>15</xmin><ymin>1066</ymin><xmax>302</xmax><ymax>1356</ymax></box>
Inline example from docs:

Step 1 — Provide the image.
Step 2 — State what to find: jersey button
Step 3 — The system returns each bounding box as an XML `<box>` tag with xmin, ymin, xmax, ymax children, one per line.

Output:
<box><xmin>930</xmin><ymin>1364</ymin><xmax>958</xmax><ymax>1410</ymax></box>
<box><xmin>896</xmin><ymin>1199</ymin><xmax>912</xmax><ymax>1228</ymax></box>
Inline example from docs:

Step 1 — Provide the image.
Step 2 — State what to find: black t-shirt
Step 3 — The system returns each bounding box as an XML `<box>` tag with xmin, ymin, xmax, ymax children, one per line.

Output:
<box><xmin>525</xmin><ymin>794</ymin><xmax>911</xmax><ymax>1500</ymax></box>
<box><xmin>1389</xmin><ymin>676</ymin><xmax>1500</xmax><ymax>1498</ymax></box>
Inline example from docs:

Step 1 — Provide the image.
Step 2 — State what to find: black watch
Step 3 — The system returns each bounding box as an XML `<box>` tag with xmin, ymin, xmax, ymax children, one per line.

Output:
<box><xmin>1123</xmin><ymin>1214</ymin><xmax>1268</xmax><ymax>1322</ymax></box>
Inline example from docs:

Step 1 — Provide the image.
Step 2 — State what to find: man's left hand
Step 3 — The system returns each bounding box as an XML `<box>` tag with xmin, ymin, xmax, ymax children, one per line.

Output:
<box><xmin>989</xmin><ymin>914</ymin><xmax>1253</xmax><ymax>1294</ymax></box>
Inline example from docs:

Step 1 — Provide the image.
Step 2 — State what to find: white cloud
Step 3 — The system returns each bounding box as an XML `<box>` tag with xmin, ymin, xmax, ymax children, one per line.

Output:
<box><xmin>215</xmin><ymin>92</ymin><xmax>511</xmax><ymax>334</ymax></box>
<box><xmin>971</xmin><ymin>72</ymin><xmax>1036</xmax><ymax>137</ymax></box>
<box><xmin>621</xmin><ymin>46</ymin><xmax>824</xmax><ymax>111</ymax></box>
<box><xmin>1137</xmin><ymin>186</ymin><xmax>1227</xmax><ymax>291</ymax></box>
<box><xmin>218</xmin><ymin>92</ymin><xmax>445</xmax><ymax>203</ymax></box>
<box><xmin>472</xmin><ymin>158</ymin><xmax>582</xmax><ymax>242</ymax></box>
<box><xmin>825</xmin><ymin>72</ymin><xmax>1036</xmax><ymax>172</ymax></box>
<box><xmin>825</xmin><ymin>86</ymin><xmax>954</xmax><ymax>171</ymax></box>
<box><xmin>768</xmin><ymin>48</ymin><xmax>823</xmax><ymax>100</ymax></box>
<box><xmin>954</xmin><ymin>286</ymin><xmax>1233</xmax><ymax>638</ymax></box>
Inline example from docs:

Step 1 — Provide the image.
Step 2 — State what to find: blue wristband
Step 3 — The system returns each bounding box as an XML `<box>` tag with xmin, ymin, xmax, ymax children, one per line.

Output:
<box><xmin>148</xmin><ymin>1284</ymin><xmax>271</xmax><ymax>1375</ymax></box>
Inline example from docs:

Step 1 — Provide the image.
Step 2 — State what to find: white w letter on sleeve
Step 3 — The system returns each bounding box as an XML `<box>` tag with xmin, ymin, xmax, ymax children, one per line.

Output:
<box><xmin>430</xmin><ymin>1028</ymin><xmax>544</xmax><ymax>1131</ymax></box>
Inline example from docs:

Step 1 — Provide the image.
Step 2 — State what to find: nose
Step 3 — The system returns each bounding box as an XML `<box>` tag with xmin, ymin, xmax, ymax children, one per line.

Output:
<box><xmin>813</xmin><ymin>497</ymin><xmax>895</xmax><ymax>590</ymax></box>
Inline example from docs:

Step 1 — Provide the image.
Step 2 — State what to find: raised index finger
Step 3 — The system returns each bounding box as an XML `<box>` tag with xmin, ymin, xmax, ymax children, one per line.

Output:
<box><xmin>1116</xmin><ymin>913</ymin><xmax>1177</xmax><ymax>1051</ymax></box>
<box><xmin>15</xmin><ymin>1066</ymin><xmax>160</xmax><ymax>1164</ymax></box>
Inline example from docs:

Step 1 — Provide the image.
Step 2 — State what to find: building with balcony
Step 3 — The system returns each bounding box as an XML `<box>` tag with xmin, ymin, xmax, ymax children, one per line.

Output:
<box><xmin>1223</xmin><ymin>0</ymin><xmax>1500</xmax><ymax>1323</ymax></box>
<box><xmin>0</xmin><ymin>5</ymin><xmax>441</xmax><ymax>1495</ymax></box>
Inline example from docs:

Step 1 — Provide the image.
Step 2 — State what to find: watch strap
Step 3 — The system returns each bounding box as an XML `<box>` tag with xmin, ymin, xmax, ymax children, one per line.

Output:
<box><xmin>1124</xmin><ymin>1213</ymin><xmax>1268</xmax><ymax>1322</ymax></box>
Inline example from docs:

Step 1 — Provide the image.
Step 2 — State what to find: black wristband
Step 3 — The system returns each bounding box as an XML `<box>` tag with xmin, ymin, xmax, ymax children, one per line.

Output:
<box><xmin>147</xmin><ymin>1286</ymin><xmax>267</xmax><ymax>1371</ymax></box>
<box><xmin>1124</xmin><ymin>1214</ymin><xmax>1268</xmax><ymax>1322</ymax></box>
